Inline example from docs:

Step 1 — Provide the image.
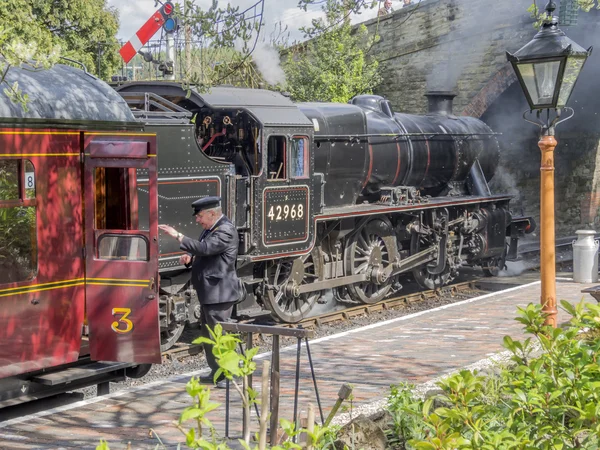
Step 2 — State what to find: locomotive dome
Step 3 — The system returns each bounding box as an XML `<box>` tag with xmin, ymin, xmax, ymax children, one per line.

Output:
<box><xmin>0</xmin><ymin>61</ymin><xmax>136</xmax><ymax>123</ymax></box>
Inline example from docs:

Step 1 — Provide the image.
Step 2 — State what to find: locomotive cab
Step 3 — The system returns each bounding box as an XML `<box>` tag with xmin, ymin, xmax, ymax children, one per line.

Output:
<box><xmin>115</xmin><ymin>83</ymin><xmax>323</xmax><ymax>260</ymax></box>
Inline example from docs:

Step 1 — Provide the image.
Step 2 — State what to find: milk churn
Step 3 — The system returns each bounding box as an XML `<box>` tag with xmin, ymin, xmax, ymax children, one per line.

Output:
<box><xmin>572</xmin><ymin>230</ymin><xmax>599</xmax><ymax>283</ymax></box>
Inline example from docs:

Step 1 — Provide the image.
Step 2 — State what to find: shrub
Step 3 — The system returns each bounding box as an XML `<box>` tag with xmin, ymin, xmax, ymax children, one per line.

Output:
<box><xmin>386</xmin><ymin>300</ymin><xmax>600</xmax><ymax>449</ymax></box>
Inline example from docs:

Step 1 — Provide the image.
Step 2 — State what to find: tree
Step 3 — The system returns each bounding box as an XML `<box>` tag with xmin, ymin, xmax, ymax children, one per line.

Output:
<box><xmin>528</xmin><ymin>0</ymin><xmax>599</xmax><ymax>28</ymax></box>
<box><xmin>0</xmin><ymin>0</ymin><xmax>120</xmax><ymax>80</ymax></box>
<box><xmin>179</xmin><ymin>0</ymin><xmax>267</xmax><ymax>89</ymax></box>
<box><xmin>282</xmin><ymin>0</ymin><xmax>381</xmax><ymax>103</ymax></box>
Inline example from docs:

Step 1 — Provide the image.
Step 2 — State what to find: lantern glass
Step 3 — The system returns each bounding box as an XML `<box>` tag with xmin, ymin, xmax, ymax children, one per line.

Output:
<box><xmin>516</xmin><ymin>59</ymin><xmax>561</xmax><ymax>107</ymax></box>
<box><xmin>557</xmin><ymin>55</ymin><xmax>586</xmax><ymax>107</ymax></box>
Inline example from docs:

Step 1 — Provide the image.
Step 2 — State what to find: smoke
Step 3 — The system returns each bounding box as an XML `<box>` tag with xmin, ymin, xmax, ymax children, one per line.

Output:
<box><xmin>426</xmin><ymin>2</ymin><xmax>496</xmax><ymax>92</ymax></box>
<box><xmin>252</xmin><ymin>43</ymin><xmax>287</xmax><ymax>86</ymax></box>
<box><xmin>488</xmin><ymin>167</ymin><xmax>521</xmax><ymax>202</ymax></box>
<box><xmin>499</xmin><ymin>260</ymin><xmax>530</xmax><ymax>277</ymax></box>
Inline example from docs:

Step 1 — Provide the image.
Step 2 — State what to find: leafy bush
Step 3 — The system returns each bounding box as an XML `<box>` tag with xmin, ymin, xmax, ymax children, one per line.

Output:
<box><xmin>98</xmin><ymin>325</ymin><xmax>341</xmax><ymax>450</ymax></box>
<box><xmin>386</xmin><ymin>300</ymin><xmax>600</xmax><ymax>449</ymax></box>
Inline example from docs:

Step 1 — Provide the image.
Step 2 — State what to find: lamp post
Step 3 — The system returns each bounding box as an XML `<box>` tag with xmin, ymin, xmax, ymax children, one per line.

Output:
<box><xmin>506</xmin><ymin>1</ymin><xmax>592</xmax><ymax>326</ymax></box>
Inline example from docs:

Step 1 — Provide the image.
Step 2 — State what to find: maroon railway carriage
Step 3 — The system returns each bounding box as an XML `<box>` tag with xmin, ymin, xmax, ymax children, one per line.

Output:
<box><xmin>0</xmin><ymin>63</ymin><xmax>161</xmax><ymax>406</ymax></box>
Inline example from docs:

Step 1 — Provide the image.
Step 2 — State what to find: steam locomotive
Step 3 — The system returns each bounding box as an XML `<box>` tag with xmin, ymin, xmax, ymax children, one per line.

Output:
<box><xmin>115</xmin><ymin>79</ymin><xmax>533</xmax><ymax>345</ymax></box>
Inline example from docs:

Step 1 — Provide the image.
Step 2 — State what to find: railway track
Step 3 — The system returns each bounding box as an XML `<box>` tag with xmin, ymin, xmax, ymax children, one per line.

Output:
<box><xmin>161</xmin><ymin>279</ymin><xmax>489</xmax><ymax>361</ymax></box>
<box><xmin>161</xmin><ymin>238</ymin><xmax>579</xmax><ymax>361</ymax></box>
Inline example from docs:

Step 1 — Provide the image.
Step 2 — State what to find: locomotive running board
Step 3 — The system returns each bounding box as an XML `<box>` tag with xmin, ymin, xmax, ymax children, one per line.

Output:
<box><xmin>317</xmin><ymin>194</ymin><xmax>513</xmax><ymax>220</ymax></box>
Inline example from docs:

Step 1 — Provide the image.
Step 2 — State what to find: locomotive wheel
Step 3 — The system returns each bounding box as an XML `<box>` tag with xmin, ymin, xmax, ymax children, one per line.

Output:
<box><xmin>482</xmin><ymin>244</ymin><xmax>508</xmax><ymax>277</ymax></box>
<box><xmin>126</xmin><ymin>363</ymin><xmax>152</xmax><ymax>379</ymax></box>
<box><xmin>264</xmin><ymin>250</ymin><xmax>323</xmax><ymax>323</ymax></box>
<box><xmin>346</xmin><ymin>220</ymin><xmax>396</xmax><ymax>304</ymax></box>
<box><xmin>159</xmin><ymin>296</ymin><xmax>186</xmax><ymax>352</ymax></box>
<box><xmin>413</xmin><ymin>264</ymin><xmax>453</xmax><ymax>290</ymax></box>
<box><xmin>160</xmin><ymin>319</ymin><xmax>185</xmax><ymax>352</ymax></box>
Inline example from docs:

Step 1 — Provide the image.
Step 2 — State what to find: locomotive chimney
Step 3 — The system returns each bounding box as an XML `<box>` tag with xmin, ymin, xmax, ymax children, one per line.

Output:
<box><xmin>425</xmin><ymin>91</ymin><xmax>456</xmax><ymax>115</ymax></box>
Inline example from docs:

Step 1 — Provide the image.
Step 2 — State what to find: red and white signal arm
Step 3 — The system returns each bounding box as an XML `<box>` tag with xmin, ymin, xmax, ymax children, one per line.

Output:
<box><xmin>119</xmin><ymin>1</ymin><xmax>175</xmax><ymax>63</ymax></box>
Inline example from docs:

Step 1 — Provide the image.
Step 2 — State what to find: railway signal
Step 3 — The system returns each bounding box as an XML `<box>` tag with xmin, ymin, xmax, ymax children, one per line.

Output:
<box><xmin>119</xmin><ymin>2</ymin><xmax>177</xmax><ymax>64</ymax></box>
<box><xmin>162</xmin><ymin>2</ymin><xmax>179</xmax><ymax>33</ymax></box>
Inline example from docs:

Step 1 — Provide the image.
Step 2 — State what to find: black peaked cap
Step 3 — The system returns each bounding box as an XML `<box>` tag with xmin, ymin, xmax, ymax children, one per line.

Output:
<box><xmin>192</xmin><ymin>196</ymin><xmax>221</xmax><ymax>216</ymax></box>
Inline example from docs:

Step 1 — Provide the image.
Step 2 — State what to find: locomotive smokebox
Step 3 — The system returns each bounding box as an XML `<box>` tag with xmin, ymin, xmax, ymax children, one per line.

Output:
<box><xmin>425</xmin><ymin>91</ymin><xmax>456</xmax><ymax>115</ymax></box>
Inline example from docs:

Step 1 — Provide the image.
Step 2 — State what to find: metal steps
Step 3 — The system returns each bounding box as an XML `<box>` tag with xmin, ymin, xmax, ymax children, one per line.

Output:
<box><xmin>31</xmin><ymin>361</ymin><xmax>131</xmax><ymax>386</ymax></box>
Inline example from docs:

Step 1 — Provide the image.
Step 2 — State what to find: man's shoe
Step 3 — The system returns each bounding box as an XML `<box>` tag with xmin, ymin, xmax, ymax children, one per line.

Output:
<box><xmin>199</xmin><ymin>373</ymin><xmax>218</xmax><ymax>384</ymax></box>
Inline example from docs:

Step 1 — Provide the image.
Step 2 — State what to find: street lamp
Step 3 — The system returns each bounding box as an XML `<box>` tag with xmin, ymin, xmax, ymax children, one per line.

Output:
<box><xmin>506</xmin><ymin>0</ymin><xmax>592</xmax><ymax>327</ymax></box>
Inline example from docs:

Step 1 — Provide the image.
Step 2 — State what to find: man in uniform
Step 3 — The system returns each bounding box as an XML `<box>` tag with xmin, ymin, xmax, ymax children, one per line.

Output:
<box><xmin>159</xmin><ymin>196</ymin><xmax>243</xmax><ymax>388</ymax></box>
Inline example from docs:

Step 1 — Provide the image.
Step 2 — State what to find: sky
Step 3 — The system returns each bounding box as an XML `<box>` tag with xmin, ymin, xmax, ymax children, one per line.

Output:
<box><xmin>107</xmin><ymin>0</ymin><xmax>381</xmax><ymax>44</ymax></box>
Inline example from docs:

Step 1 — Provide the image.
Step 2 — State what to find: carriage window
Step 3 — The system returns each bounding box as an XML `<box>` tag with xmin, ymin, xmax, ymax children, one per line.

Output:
<box><xmin>94</xmin><ymin>167</ymin><xmax>139</xmax><ymax>230</ymax></box>
<box><xmin>267</xmin><ymin>136</ymin><xmax>286</xmax><ymax>180</ymax></box>
<box><xmin>0</xmin><ymin>159</ymin><xmax>37</xmax><ymax>284</ymax></box>
<box><xmin>98</xmin><ymin>234</ymin><xmax>148</xmax><ymax>261</ymax></box>
<box><xmin>0</xmin><ymin>160</ymin><xmax>19</xmax><ymax>199</ymax></box>
<box><xmin>291</xmin><ymin>136</ymin><xmax>309</xmax><ymax>178</ymax></box>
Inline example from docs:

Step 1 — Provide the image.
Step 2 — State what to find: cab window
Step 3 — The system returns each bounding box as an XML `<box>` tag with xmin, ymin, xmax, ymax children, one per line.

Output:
<box><xmin>291</xmin><ymin>136</ymin><xmax>309</xmax><ymax>178</ymax></box>
<box><xmin>267</xmin><ymin>136</ymin><xmax>286</xmax><ymax>180</ymax></box>
<box><xmin>0</xmin><ymin>159</ymin><xmax>37</xmax><ymax>284</ymax></box>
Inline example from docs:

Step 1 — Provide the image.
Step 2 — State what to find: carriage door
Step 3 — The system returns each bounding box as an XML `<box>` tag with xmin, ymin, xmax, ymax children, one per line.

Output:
<box><xmin>83</xmin><ymin>134</ymin><xmax>161</xmax><ymax>364</ymax></box>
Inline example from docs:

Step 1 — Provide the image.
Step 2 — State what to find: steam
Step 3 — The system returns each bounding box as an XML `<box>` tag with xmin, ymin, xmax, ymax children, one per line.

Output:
<box><xmin>252</xmin><ymin>43</ymin><xmax>287</xmax><ymax>86</ymax></box>
<box><xmin>499</xmin><ymin>260</ymin><xmax>530</xmax><ymax>277</ymax></box>
<box><xmin>488</xmin><ymin>167</ymin><xmax>521</xmax><ymax>202</ymax></box>
<box><xmin>426</xmin><ymin>3</ymin><xmax>496</xmax><ymax>92</ymax></box>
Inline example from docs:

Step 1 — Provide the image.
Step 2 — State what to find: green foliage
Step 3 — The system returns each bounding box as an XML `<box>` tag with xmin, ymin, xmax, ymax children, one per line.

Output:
<box><xmin>193</xmin><ymin>323</ymin><xmax>259</xmax><ymax>383</ymax></box>
<box><xmin>99</xmin><ymin>325</ymin><xmax>341</xmax><ymax>449</ymax></box>
<box><xmin>576</xmin><ymin>0</ymin><xmax>600</xmax><ymax>12</ymax></box>
<box><xmin>179</xmin><ymin>0</ymin><xmax>266</xmax><ymax>89</ymax></box>
<box><xmin>0</xmin><ymin>25</ymin><xmax>59</xmax><ymax>110</ymax></box>
<box><xmin>297</xmin><ymin>0</ymin><xmax>378</xmax><ymax>39</ymax></box>
<box><xmin>96</xmin><ymin>440</ymin><xmax>110</xmax><ymax>450</ymax></box>
<box><xmin>0</xmin><ymin>161</ymin><xmax>36</xmax><ymax>284</ymax></box>
<box><xmin>283</xmin><ymin>21</ymin><xmax>381</xmax><ymax>103</ymax></box>
<box><xmin>528</xmin><ymin>1</ymin><xmax>600</xmax><ymax>29</ymax></box>
<box><xmin>176</xmin><ymin>377</ymin><xmax>225</xmax><ymax>449</ymax></box>
<box><xmin>385</xmin><ymin>301</ymin><xmax>600</xmax><ymax>449</ymax></box>
<box><xmin>386</xmin><ymin>383</ymin><xmax>429</xmax><ymax>448</ymax></box>
<box><xmin>0</xmin><ymin>0</ymin><xmax>120</xmax><ymax>79</ymax></box>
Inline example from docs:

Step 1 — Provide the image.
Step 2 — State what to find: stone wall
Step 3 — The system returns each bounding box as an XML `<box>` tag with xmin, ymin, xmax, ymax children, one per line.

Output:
<box><xmin>363</xmin><ymin>0</ymin><xmax>532</xmax><ymax>114</ymax></box>
<box><xmin>357</xmin><ymin>0</ymin><xmax>600</xmax><ymax>236</ymax></box>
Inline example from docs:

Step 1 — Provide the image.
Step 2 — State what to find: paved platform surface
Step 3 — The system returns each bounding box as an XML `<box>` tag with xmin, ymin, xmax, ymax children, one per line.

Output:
<box><xmin>0</xmin><ymin>277</ymin><xmax>597</xmax><ymax>449</ymax></box>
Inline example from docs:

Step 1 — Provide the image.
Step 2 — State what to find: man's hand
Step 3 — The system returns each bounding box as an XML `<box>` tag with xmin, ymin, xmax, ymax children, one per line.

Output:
<box><xmin>159</xmin><ymin>224</ymin><xmax>178</xmax><ymax>238</ymax></box>
<box><xmin>180</xmin><ymin>254</ymin><xmax>192</xmax><ymax>265</ymax></box>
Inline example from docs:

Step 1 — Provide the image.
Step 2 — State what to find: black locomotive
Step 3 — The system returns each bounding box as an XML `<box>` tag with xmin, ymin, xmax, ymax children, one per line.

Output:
<box><xmin>116</xmin><ymin>83</ymin><xmax>533</xmax><ymax>348</ymax></box>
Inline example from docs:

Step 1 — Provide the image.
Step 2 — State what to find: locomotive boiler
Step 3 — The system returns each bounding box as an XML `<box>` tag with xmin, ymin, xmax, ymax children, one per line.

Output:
<box><xmin>115</xmin><ymin>82</ymin><xmax>533</xmax><ymax>333</ymax></box>
<box><xmin>299</xmin><ymin>92</ymin><xmax>499</xmax><ymax>206</ymax></box>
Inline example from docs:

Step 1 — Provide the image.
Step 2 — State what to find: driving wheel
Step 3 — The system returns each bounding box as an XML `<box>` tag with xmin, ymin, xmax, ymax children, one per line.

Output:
<box><xmin>263</xmin><ymin>249</ymin><xmax>324</xmax><ymax>322</ymax></box>
<box><xmin>346</xmin><ymin>219</ymin><xmax>397</xmax><ymax>304</ymax></box>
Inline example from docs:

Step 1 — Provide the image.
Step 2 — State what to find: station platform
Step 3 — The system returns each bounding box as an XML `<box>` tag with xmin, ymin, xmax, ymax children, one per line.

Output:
<box><xmin>0</xmin><ymin>277</ymin><xmax>597</xmax><ymax>449</ymax></box>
